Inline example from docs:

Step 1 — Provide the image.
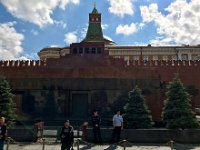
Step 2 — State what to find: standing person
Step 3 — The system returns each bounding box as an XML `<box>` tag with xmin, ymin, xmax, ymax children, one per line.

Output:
<box><xmin>91</xmin><ymin>110</ymin><xmax>102</xmax><ymax>144</ymax></box>
<box><xmin>35</xmin><ymin>120</ymin><xmax>44</xmax><ymax>141</ymax></box>
<box><xmin>60</xmin><ymin>120</ymin><xmax>74</xmax><ymax>150</ymax></box>
<box><xmin>0</xmin><ymin>117</ymin><xmax>6</xmax><ymax>150</ymax></box>
<box><xmin>111</xmin><ymin>110</ymin><xmax>123</xmax><ymax>143</ymax></box>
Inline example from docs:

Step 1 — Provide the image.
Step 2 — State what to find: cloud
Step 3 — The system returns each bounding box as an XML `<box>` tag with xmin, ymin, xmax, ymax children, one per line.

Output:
<box><xmin>21</xmin><ymin>52</ymin><xmax>39</xmax><ymax>60</ymax></box>
<box><xmin>150</xmin><ymin>36</ymin><xmax>175</xmax><ymax>46</ymax></box>
<box><xmin>116</xmin><ymin>23</ymin><xmax>137</xmax><ymax>35</ymax></box>
<box><xmin>0</xmin><ymin>22</ymin><xmax>24</xmax><ymax>60</ymax></box>
<box><xmin>108</xmin><ymin>0</ymin><xmax>134</xmax><ymax>17</ymax></box>
<box><xmin>54</xmin><ymin>20</ymin><xmax>67</xmax><ymax>29</ymax></box>
<box><xmin>140</xmin><ymin>3</ymin><xmax>161</xmax><ymax>22</ymax></box>
<box><xmin>59</xmin><ymin>0</ymin><xmax>80</xmax><ymax>10</ymax></box>
<box><xmin>102</xmin><ymin>24</ymin><xmax>109</xmax><ymax>30</ymax></box>
<box><xmin>31</xmin><ymin>29</ymin><xmax>38</xmax><ymax>36</ymax></box>
<box><xmin>139</xmin><ymin>23</ymin><xmax>145</xmax><ymax>29</ymax></box>
<box><xmin>64</xmin><ymin>32</ymin><xmax>78</xmax><ymax>45</ymax></box>
<box><xmin>50</xmin><ymin>44</ymin><xmax>62</xmax><ymax>48</ymax></box>
<box><xmin>80</xmin><ymin>25</ymin><xmax>88</xmax><ymax>40</ymax></box>
<box><xmin>0</xmin><ymin>0</ymin><xmax>80</xmax><ymax>28</ymax></box>
<box><xmin>140</xmin><ymin>0</ymin><xmax>200</xmax><ymax>45</ymax></box>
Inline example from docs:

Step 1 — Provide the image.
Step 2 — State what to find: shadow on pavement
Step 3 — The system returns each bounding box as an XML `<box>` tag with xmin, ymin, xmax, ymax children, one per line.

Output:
<box><xmin>174</xmin><ymin>143</ymin><xmax>197</xmax><ymax>150</ymax></box>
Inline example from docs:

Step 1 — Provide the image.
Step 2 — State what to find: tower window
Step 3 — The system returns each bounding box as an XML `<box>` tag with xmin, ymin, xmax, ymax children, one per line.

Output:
<box><xmin>91</xmin><ymin>48</ymin><xmax>96</xmax><ymax>54</ymax></box>
<box><xmin>85</xmin><ymin>47</ymin><xmax>89</xmax><ymax>54</ymax></box>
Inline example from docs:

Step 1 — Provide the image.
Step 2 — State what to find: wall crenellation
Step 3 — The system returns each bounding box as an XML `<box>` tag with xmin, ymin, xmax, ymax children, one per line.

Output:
<box><xmin>0</xmin><ymin>59</ymin><xmax>199</xmax><ymax>68</ymax></box>
<box><xmin>124</xmin><ymin>60</ymin><xmax>200</xmax><ymax>67</ymax></box>
<box><xmin>0</xmin><ymin>60</ymin><xmax>46</xmax><ymax>67</ymax></box>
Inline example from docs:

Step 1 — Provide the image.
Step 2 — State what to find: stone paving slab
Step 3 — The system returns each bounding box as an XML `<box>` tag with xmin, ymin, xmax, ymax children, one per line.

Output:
<box><xmin>5</xmin><ymin>143</ymin><xmax>200</xmax><ymax>150</ymax></box>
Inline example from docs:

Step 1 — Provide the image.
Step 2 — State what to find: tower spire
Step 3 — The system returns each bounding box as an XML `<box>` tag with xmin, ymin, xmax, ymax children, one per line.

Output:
<box><xmin>94</xmin><ymin>2</ymin><xmax>96</xmax><ymax>9</ymax></box>
<box><xmin>92</xmin><ymin>2</ymin><xmax>98</xmax><ymax>14</ymax></box>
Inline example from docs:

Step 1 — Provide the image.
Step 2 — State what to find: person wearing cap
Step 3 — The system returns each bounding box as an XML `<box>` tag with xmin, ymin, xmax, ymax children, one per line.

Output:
<box><xmin>111</xmin><ymin>110</ymin><xmax>123</xmax><ymax>143</ymax></box>
<box><xmin>0</xmin><ymin>117</ymin><xmax>6</xmax><ymax>150</ymax></box>
<box><xmin>60</xmin><ymin>120</ymin><xmax>74</xmax><ymax>150</ymax></box>
<box><xmin>91</xmin><ymin>110</ymin><xmax>102</xmax><ymax>144</ymax></box>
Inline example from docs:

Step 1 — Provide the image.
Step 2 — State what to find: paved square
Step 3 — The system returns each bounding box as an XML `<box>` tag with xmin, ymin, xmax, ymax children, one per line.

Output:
<box><xmin>5</xmin><ymin>143</ymin><xmax>200</xmax><ymax>150</ymax></box>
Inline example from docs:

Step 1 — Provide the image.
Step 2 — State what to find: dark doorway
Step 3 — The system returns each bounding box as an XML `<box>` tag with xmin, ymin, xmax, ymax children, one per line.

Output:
<box><xmin>71</xmin><ymin>93</ymin><xmax>88</xmax><ymax>119</ymax></box>
<box><xmin>22</xmin><ymin>90</ymin><xmax>35</xmax><ymax>115</ymax></box>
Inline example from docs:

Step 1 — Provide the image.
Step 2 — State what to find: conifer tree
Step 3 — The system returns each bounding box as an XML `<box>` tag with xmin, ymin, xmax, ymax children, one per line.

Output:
<box><xmin>162</xmin><ymin>74</ymin><xmax>199</xmax><ymax>129</ymax></box>
<box><xmin>124</xmin><ymin>86</ymin><xmax>153</xmax><ymax>128</ymax></box>
<box><xmin>0</xmin><ymin>77</ymin><xmax>17</xmax><ymax>125</ymax></box>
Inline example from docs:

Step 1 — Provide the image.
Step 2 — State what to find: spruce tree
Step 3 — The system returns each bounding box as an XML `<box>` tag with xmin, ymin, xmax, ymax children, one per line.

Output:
<box><xmin>162</xmin><ymin>75</ymin><xmax>199</xmax><ymax>129</ymax></box>
<box><xmin>124</xmin><ymin>86</ymin><xmax>153</xmax><ymax>128</ymax></box>
<box><xmin>0</xmin><ymin>77</ymin><xmax>17</xmax><ymax>125</ymax></box>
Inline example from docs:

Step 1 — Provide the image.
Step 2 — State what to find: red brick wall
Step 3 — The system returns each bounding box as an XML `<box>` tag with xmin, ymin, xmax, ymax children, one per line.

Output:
<box><xmin>0</xmin><ymin>55</ymin><xmax>200</xmax><ymax>120</ymax></box>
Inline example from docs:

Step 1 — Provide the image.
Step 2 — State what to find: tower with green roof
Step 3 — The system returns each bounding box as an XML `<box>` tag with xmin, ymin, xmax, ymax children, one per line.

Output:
<box><xmin>82</xmin><ymin>4</ymin><xmax>115</xmax><ymax>45</ymax></box>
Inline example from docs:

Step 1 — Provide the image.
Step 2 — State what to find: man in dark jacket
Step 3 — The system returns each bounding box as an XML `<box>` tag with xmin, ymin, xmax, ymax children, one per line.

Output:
<box><xmin>60</xmin><ymin>120</ymin><xmax>74</xmax><ymax>150</ymax></box>
<box><xmin>91</xmin><ymin>110</ymin><xmax>102</xmax><ymax>144</ymax></box>
<box><xmin>0</xmin><ymin>117</ymin><xmax>6</xmax><ymax>150</ymax></box>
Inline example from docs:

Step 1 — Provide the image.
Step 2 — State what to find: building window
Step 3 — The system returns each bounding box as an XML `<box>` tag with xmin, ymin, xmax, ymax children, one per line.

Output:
<box><xmin>162</xmin><ymin>56</ymin><xmax>168</xmax><ymax>61</ymax></box>
<box><xmin>79</xmin><ymin>47</ymin><xmax>83</xmax><ymax>54</ymax></box>
<box><xmin>181</xmin><ymin>54</ymin><xmax>188</xmax><ymax>60</ymax></box>
<box><xmin>85</xmin><ymin>47</ymin><xmax>89</xmax><ymax>54</ymax></box>
<box><xmin>124</xmin><ymin>56</ymin><xmax>129</xmax><ymax>65</ymax></box>
<box><xmin>133</xmin><ymin>56</ymin><xmax>139</xmax><ymax>60</ymax></box>
<box><xmin>172</xmin><ymin>55</ymin><xmax>177</xmax><ymax>60</ymax></box>
<box><xmin>73</xmin><ymin>48</ymin><xmax>77</xmax><ymax>54</ymax></box>
<box><xmin>143</xmin><ymin>56</ymin><xmax>148</xmax><ymax>61</ymax></box>
<box><xmin>193</xmin><ymin>55</ymin><xmax>200</xmax><ymax>60</ymax></box>
<box><xmin>91</xmin><ymin>48</ymin><xmax>96</xmax><ymax>54</ymax></box>
<box><xmin>153</xmin><ymin>56</ymin><xmax>158</xmax><ymax>61</ymax></box>
<box><xmin>124</xmin><ymin>56</ymin><xmax>129</xmax><ymax>61</ymax></box>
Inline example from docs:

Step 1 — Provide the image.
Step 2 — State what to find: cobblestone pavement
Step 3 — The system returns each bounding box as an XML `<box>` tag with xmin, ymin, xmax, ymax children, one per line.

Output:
<box><xmin>5</xmin><ymin>143</ymin><xmax>200</xmax><ymax>150</ymax></box>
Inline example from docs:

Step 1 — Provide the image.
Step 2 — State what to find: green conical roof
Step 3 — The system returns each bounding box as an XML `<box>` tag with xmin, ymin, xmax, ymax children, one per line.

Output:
<box><xmin>82</xmin><ymin>5</ymin><xmax>115</xmax><ymax>45</ymax></box>
<box><xmin>84</xmin><ymin>23</ymin><xmax>104</xmax><ymax>42</ymax></box>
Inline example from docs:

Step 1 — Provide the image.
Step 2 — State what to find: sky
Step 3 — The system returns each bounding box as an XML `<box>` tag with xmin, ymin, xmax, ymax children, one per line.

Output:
<box><xmin>0</xmin><ymin>0</ymin><xmax>200</xmax><ymax>60</ymax></box>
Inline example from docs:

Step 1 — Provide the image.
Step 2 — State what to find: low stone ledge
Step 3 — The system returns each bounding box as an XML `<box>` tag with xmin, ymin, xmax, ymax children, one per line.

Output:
<box><xmin>7</xmin><ymin>127</ymin><xmax>200</xmax><ymax>143</ymax></box>
<box><xmin>86</xmin><ymin>128</ymin><xmax>200</xmax><ymax>143</ymax></box>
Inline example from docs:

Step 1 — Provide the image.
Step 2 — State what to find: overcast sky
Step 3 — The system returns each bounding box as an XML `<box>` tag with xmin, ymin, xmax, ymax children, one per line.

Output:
<box><xmin>0</xmin><ymin>0</ymin><xmax>200</xmax><ymax>60</ymax></box>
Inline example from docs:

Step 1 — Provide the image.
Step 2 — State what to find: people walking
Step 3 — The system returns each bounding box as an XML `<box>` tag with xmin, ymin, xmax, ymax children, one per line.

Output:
<box><xmin>60</xmin><ymin>120</ymin><xmax>74</xmax><ymax>150</ymax></box>
<box><xmin>91</xmin><ymin>110</ymin><xmax>102</xmax><ymax>144</ymax></box>
<box><xmin>0</xmin><ymin>117</ymin><xmax>7</xmax><ymax>150</ymax></box>
<box><xmin>111</xmin><ymin>110</ymin><xmax>123</xmax><ymax>143</ymax></box>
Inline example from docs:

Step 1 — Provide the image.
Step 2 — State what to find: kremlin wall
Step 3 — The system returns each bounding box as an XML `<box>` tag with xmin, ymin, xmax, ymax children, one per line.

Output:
<box><xmin>0</xmin><ymin>6</ymin><xmax>200</xmax><ymax>123</ymax></box>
